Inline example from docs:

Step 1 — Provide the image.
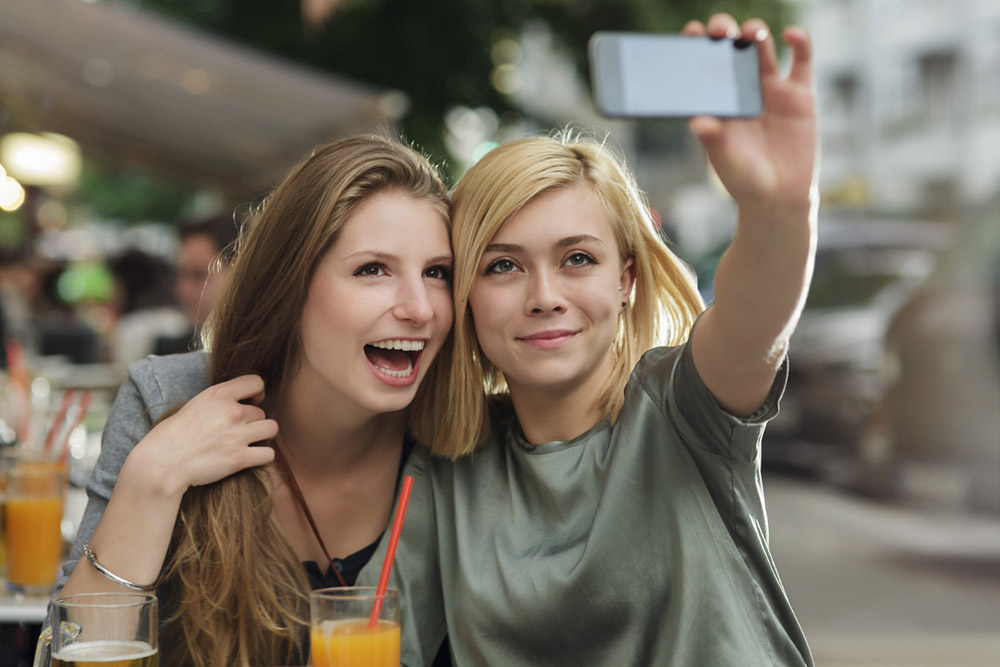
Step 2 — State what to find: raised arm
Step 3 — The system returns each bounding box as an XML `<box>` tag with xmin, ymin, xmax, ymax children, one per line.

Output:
<box><xmin>60</xmin><ymin>374</ymin><xmax>276</xmax><ymax>596</ymax></box>
<box><xmin>686</xmin><ymin>14</ymin><xmax>819</xmax><ymax>416</ymax></box>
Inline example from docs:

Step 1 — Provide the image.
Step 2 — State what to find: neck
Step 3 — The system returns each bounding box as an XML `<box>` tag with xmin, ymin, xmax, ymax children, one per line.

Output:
<box><xmin>273</xmin><ymin>380</ymin><xmax>408</xmax><ymax>473</ymax></box>
<box><xmin>507</xmin><ymin>359</ymin><xmax>616</xmax><ymax>446</ymax></box>
<box><xmin>269</xmin><ymin>396</ymin><xmax>406</xmax><ymax>567</ymax></box>
<box><xmin>509</xmin><ymin>390</ymin><xmax>603</xmax><ymax>445</ymax></box>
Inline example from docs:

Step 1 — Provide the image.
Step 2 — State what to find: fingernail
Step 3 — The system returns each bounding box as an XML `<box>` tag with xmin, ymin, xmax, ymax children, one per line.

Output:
<box><xmin>755</xmin><ymin>27</ymin><xmax>769</xmax><ymax>42</ymax></box>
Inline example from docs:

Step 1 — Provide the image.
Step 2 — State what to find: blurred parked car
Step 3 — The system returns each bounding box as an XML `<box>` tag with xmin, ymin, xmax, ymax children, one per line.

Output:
<box><xmin>763</xmin><ymin>217</ymin><xmax>956</xmax><ymax>478</ymax></box>
<box><xmin>854</xmin><ymin>205</ymin><xmax>1000</xmax><ymax>514</ymax></box>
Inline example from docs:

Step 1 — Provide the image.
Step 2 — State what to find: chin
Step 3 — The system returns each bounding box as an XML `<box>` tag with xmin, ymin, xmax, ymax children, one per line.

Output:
<box><xmin>365</xmin><ymin>392</ymin><xmax>418</xmax><ymax>417</ymax></box>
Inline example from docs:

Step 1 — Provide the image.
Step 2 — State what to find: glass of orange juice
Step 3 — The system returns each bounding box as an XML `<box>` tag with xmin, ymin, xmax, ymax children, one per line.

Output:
<box><xmin>3</xmin><ymin>450</ymin><xmax>66</xmax><ymax>594</ymax></box>
<box><xmin>310</xmin><ymin>587</ymin><xmax>401</xmax><ymax>667</ymax></box>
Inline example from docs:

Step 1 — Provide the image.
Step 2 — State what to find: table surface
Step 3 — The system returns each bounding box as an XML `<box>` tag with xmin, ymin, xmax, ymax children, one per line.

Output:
<box><xmin>0</xmin><ymin>586</ymin><xmax>48</xmax><ymax>624</ymax></box>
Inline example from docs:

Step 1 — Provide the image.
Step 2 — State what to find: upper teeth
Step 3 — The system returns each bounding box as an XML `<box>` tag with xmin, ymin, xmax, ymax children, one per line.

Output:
<box><xmin>370</xmin><ymin>339</ymin><xmax>425</xmax><ymax>352</ymax></box>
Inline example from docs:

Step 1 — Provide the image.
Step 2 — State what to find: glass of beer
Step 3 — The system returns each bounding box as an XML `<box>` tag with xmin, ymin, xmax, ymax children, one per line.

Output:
<box><xmin>310</xmin><ymin>587</ymin><xmax>400</xmax><ymax>667</ymax></box>
<box><xmin>34</xmin><ymin>592</ymin><xmax>158</xmax><ymax>667</ymax></box>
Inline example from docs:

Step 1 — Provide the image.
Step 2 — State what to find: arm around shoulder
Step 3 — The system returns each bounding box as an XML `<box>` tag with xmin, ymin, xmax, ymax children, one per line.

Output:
<box><xmin>60</xmin><ymin>362</ymin><xmax>276</xmax><ymax>597</ymax></box>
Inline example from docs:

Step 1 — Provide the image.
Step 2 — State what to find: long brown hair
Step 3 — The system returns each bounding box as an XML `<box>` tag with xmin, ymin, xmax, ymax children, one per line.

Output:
<box><xmin>426</xmin><ymin>132</ymin><xmax>702</xmax><ymax>459</ymax></box>
<box><xmin>159</xmin><ymin>135</ymin><xmax>450</xmax><ymax>667</ymax></box>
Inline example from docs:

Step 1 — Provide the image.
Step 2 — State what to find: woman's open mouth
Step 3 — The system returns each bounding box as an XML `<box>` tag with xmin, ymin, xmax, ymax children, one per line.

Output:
<box><xmin>364</xmin><ymin>339</ymin><xmax>425</xmax><ymax>380</ymax></box>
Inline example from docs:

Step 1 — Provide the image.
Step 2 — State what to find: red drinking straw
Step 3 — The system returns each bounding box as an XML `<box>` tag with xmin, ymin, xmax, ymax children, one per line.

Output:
<box><xmin>56</xmin><ymin>390</ymin><xmax>92</xmax><ymax>466</ymax></box>
<box><xmin>42</xmin><ymin>388</ymin><xmax>76</xmax><ymax>458</ymax></box>
<box><xmin>6</xmin><ymin>341</ymin><xmax>31</xmax><ymax>443</ymax></box>
<box><xmin>368</xmin><ymin>474</ymin><xmax>414</xmax><ymax>629</ymax></box>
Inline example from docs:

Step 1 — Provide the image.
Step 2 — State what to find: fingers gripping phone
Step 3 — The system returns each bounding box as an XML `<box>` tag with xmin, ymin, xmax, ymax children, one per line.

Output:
<box><xmin>588</xmin><ymin>32</ymin><xmax>762</xmax><ymax>118</ymax></box>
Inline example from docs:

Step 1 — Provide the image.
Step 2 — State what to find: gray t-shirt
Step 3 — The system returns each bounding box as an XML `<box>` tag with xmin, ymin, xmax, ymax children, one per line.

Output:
<box><xmin>363</xmin><ymin>341</ymin><xmax>812</xmax><ymax>666</ymax></box>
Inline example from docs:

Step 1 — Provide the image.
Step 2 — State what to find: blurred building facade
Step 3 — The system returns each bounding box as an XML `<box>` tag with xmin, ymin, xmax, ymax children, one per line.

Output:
<box><xmin>794</xmin><ymin>0</ymin><xmax>1000</xmax><ymax>514</ymax></box>
<box><xmin>796</xmin><ymin>0</ymin><xmax>1000</xmax><ymax>216</ymax></box>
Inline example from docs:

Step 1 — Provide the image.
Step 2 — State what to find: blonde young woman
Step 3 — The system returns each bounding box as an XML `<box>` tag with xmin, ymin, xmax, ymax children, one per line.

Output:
<box><xmin>55</xmin><ymin>136</ymin><xmax>454</xmax><ymax>667</ymax></box>
<box><xmin>371</xmin><ymin>14</ymin><xmax>817</xmax><ymax>666</ymax></box>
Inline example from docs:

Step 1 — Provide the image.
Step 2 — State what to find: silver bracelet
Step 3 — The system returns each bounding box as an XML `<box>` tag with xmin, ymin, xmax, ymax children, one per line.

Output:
<box><xmin>83</xmin><ymin>543</ymin><xmax>157</xmax><ymax>592</ymax></box>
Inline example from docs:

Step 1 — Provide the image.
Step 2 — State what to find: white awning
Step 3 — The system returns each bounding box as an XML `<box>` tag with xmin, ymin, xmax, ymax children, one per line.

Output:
<box><xmin>0</xmin><ymin>0</ymin><xmax>405</xmax><ymax>196</ymax></box>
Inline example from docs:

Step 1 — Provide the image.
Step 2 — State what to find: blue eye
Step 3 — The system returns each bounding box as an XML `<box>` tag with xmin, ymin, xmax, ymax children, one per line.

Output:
<box><xmin>485</xmin><ymin>258</ymin><xmax>518</xmax><ymax>274</ymax></box>
<box><xmin>354</xmin><ymin>263</ymin><xmax>386</xmax><ymax>277</ymax></box>
<box><xmin>565</xmin><ymin>252</ymin><xmax>596</xmax><ymax>267</ymax></box>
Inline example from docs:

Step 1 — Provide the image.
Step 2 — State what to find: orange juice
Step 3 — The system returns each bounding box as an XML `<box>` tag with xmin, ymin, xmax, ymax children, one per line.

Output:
<box><xmin>0</xmin><ymin>494</ymin><xmax>6</xmax><ymax>574</ymax></box>
<box><xmin>311</xmin><ymin>619</ymin><xmax>400</xmax><ymax>667</ymax></box>
<box><xmin>5</xmin><ymin>493</ymin><xmax>63</xmax><ymax>589</ymax></box>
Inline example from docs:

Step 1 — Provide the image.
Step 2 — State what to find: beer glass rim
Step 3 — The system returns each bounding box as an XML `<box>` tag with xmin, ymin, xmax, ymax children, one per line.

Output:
<box><xmin>52</xmin><ymin>592</ymin><xmax>157</xmax><ymax>608</ymax></box>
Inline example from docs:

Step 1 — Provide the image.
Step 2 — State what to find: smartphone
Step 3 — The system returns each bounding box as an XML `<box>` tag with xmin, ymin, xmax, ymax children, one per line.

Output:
<box><xmin>588</xmin><ymin>32</ymin><xmax>762</xmax><ymax>118</ymax></box>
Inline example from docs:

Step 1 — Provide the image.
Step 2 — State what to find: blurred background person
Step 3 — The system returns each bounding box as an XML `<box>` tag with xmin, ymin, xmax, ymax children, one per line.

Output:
<box><xmin>158</xmin><ymin>212</ymin><xmax>239</xmax><ymax>354</ymax></box>
<box><xmin>0</xmin><ymin>249</ymin><xmax>63</xmax><ymax>360</ymax></box>
<box><xmin>108</xmin><ymin>248</ymin><xmax>188</xmax><ymax>369</ymax></box>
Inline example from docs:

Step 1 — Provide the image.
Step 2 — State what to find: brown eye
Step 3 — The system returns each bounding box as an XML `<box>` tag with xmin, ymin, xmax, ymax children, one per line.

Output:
<box><xmin>425</xmin><ymin>265</ymin><xmax>452</xmax><ymax>281</ymax></box>
<box><xmin>354</xmin><ymin>263</ymin><xmax>386</xmax><ymax>277</ymax></box>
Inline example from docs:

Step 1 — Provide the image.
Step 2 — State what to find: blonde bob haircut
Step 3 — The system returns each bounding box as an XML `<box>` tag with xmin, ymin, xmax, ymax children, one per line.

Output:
<box><xmin>426</xmin><ymin>132</ymin><xmax>703</xmax><ymax>460</ymax></box>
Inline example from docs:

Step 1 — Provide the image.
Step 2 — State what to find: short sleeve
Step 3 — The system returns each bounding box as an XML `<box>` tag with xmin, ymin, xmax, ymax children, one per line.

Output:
<box><xmin>636</xmin><ymin>341</ymin><xmax>788</xmax><ymax>463</ymax></box>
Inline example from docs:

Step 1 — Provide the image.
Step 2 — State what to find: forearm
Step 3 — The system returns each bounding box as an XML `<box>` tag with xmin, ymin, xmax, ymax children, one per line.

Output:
<box><xmin>715</xmin><ymin>198</ymin><xmax>815</xmax><ymax>359</ymax></box>
<box><xmin>694</xmin><ymin>196</ymin><xmax>816</xmax><ymax>414</ymax></box>
<box><xmin>61</xmin><ymin>451</ymin><xmax>185</xmax><ymax>594</ymax></box>
<box><xmin>62</xmin><ymin>370</ymin><xmax>276</xmax><ymax>593</ymax></box>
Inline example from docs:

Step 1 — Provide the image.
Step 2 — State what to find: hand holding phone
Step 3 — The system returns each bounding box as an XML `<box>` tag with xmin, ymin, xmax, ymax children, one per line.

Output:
<box><xmin>588</xmin><ymin>32</ymin><xmax>762</xmax><ymax>118</ymax></box>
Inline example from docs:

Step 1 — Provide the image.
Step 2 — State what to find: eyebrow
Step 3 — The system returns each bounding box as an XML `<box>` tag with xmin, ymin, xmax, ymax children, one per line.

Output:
<box><xmin>483</xmin><ymin>234</ymin><xmax>605</xmax><ymax>254</ymax></box>
<box><xmin>347</xmin><ymin>251</ymin><xmax>453</xmax><ymax>264</ymax></box>
<box><xmin>556</xmin><ymin>234</ymin><xmax>604</xmax><ymax>249</ymax></box>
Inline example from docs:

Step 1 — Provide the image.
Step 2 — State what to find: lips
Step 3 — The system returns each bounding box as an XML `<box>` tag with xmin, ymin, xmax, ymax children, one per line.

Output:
<box><xmin>517</xmin><ymin>329</ymin><xmax>577</xmax><ymax>349</ymax></box>
<box><xmin>364</xmin><ymin>339</ymin><xmax>425</xmax><ymax>380</ymax></box>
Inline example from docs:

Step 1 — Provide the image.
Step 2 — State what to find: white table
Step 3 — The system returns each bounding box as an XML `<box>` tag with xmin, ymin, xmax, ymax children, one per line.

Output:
<box><xmin>0</xmin><ymin>589</ymin><xmax>48</xmax><ymax>624</ymax></box>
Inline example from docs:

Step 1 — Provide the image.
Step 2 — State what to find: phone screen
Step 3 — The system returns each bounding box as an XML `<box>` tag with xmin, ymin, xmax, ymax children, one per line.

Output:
<box><xmin>589</xmin><ymin>32</ymin><xmax>762</xmax><ymax>118</ymax></box>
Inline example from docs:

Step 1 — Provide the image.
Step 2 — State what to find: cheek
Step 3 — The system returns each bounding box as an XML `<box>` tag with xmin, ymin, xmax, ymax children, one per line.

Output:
<box><xmin>433</xmin><ymin>290</ymin><xmax>455</xmax><ymax>330</ymax></box>
<box><xmin>570</xmin><ymin>282</ymin><xmax>620</xmax><ymax>318</ymax></box>
<box><xmin>302</xmin><ymin>283</ymin><xmax>353</xmax><ymax>335</ymax></box>
<box><xmin>467</xmin><ymin>283</ymin><xmax>491</xmax><ymax>325</ymax></box>
<box><xmin>468</xmin><ymin>284</ymin><xmax>518</xmax><ymax>334</ymax></box>
<box><xmin>467</xmin><ymin>286</ymin><xmax>501</xmax><ymax>348</ymax></box>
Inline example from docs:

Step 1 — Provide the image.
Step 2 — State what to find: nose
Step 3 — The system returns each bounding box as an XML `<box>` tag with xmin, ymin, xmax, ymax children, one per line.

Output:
<box><xmin>525</xmin><ymin>270</ymin><xmax>565</xmax><ymax>314</ymax></box>
<box><xmin>393</xmin><ymin>276</ymin><xmax>435</xmax><ymax>325</ymax></box>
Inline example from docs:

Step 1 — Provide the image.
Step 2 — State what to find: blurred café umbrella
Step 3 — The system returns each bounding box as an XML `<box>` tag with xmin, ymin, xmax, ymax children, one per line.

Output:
<box><xmin>0</xmin><ymin>0</ymin><xmax>405</xmax><ymax>198</ymax></box>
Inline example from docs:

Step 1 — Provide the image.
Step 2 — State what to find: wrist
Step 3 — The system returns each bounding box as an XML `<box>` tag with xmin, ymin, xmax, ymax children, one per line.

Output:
<box><xmin>737</xmin><ymin>196</ymin><xmax>814</xmax><ymax>228</ymax></box>
<box><xmin>119</xmin><ymin>443</ymin><xmax>189</xmax><ymax>503</ymax></box>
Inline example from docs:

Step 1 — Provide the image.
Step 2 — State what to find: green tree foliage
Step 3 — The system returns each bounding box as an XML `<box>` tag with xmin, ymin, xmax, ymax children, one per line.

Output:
<box><xmin>134</xmin><ymin>0</ymin><xmax>788</xmax><ymax>164</ymax></box>
<box><xmin>76</xmin><ymin>161</ymin><xmax>196</xmax><ymax>223</ymax></box>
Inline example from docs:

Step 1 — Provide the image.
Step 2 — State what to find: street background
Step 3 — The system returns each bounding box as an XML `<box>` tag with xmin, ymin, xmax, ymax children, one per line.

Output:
<box><xmin>767</xmin><ymin>473</ymin><xmax>1000</xmax><ymax>666</ymax></box>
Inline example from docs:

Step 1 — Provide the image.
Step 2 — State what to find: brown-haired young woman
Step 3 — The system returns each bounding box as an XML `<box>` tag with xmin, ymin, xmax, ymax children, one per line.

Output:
<box><xmin>56</xmin><ymin>135</ymin><xmax>454</xmax><ymax>667</ymax></box>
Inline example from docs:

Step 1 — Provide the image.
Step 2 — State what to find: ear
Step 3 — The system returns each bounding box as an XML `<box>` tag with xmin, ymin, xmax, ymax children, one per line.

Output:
<box><xmin>619</xmin><ymin>256</ymin><xmax>636</xmax><ymax>304</ymax></box>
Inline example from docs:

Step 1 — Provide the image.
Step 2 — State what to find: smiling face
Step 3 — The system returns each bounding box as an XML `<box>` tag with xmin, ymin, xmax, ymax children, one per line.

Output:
<box><xmin>293</xmin><ymin>191</ymin><xmax>453</xmax><ymax>418</ymax></box>
<box><xmin>468</xmin><ymin>182</ymin><xmax>633</xmax><ymax>406</ymax></box>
